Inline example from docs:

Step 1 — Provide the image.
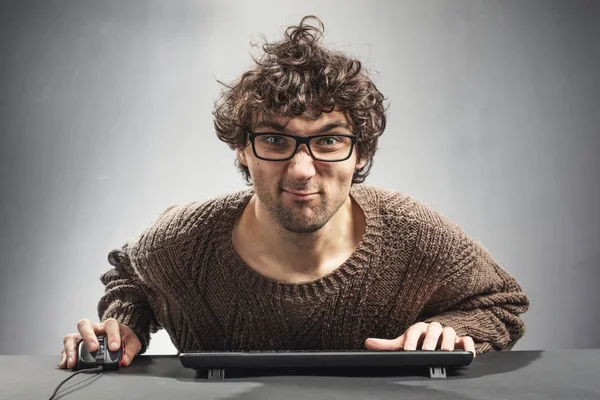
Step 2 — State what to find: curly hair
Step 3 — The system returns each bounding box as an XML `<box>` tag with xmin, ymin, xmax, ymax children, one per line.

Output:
<box><xmin>213</xmin><ymin>15</ymin><xmax>387</xmax><ymax>184</ymax></box>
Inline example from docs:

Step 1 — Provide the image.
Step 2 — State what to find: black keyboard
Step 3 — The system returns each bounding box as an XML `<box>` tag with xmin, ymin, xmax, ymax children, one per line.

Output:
<box><xmin>179</xmin><ymin>349</ymin><xmax>474</xmax><ymax>379</ymax></box>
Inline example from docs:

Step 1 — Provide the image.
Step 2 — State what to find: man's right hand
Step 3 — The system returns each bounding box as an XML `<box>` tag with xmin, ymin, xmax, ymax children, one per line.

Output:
<box><xmin>59</xmin><ymin>318</ymin><xmax>142</xmax><ymax>369</ymax></box>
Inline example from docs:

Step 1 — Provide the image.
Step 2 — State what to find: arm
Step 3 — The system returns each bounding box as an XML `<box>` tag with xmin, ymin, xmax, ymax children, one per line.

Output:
<box><xmin>419</xmin><ymin>236</ymin><xmax>530</xmax><ymax>354</ymax></box>
<box><xmin>97</xmin><ymin>244</ymin><xmax>162</xmax><ymax>355</ymax></box>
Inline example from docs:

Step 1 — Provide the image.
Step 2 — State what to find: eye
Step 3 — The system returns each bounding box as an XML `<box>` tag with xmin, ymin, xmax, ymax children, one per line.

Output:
<box><xmin>262</xmin><ymin>135</ymin><xmax>286</xmax><ymax>145</ymax></box>
<box><xmin>316</xmin><ymin>136</ymin><xmax>341</xmax><ymax>146</ymax></box>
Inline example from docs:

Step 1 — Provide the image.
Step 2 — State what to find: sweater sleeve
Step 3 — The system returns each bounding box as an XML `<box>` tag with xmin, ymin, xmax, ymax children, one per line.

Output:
<box><xmin>419</xmin><ymin>236</ymin><xmax>530</xmax><ymax>354</ymax></box>
<box><xmin>97</xmin><ymin>244</ymin><xmax>162</xmax><ymax>355</ymax></box>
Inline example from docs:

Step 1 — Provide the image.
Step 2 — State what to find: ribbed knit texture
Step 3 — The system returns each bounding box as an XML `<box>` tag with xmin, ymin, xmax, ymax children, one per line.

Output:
<box><xmin>97</xmin><ymin>184</ymin><xmax>529</xmax><ymax>355</ymax></box>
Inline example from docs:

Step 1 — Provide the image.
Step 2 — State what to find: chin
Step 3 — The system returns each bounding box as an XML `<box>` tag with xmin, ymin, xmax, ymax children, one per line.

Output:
<box><xmin>276</xmin><ymin>209</ymin><xmax>330</xmax><ymax>234</ymax></box>
<box><xmin>281</xmin><ymin>222</ymin><xmax>325</xmax><ymax>234</ymax></box>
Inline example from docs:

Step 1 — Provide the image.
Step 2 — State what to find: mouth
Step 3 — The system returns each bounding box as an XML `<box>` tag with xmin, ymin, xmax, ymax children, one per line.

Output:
<box><xmin>281</xmin><ymin>189</ymin><xmax>319</xmax><ymax>200</ymax></box>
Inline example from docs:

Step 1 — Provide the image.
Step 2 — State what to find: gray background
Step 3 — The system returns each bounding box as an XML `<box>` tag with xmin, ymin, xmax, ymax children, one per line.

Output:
<box><xmin>0</xmin><ymin>0</ymin><xmax>598</xmax><ymax>356</ymax></box>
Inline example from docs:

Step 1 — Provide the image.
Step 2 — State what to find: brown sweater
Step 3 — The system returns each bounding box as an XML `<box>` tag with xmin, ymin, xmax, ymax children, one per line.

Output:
<box><xmin>97</xmin><ymin>184</ymin><xmax>529</xmax><ymax>355</ymax></box>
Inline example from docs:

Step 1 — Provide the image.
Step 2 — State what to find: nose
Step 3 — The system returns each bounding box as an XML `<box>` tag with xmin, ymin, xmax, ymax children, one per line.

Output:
<box><xmin>286</xmin><ymin>144</ymin><xmax>316</xmax><ymax>180</ymax></box>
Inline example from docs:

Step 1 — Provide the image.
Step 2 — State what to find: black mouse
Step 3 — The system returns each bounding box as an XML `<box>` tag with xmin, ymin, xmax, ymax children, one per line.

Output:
<box><xmin>76</xmin><ymin>335</ymin><xmax>123</xmax><ymax>371</ymax></box>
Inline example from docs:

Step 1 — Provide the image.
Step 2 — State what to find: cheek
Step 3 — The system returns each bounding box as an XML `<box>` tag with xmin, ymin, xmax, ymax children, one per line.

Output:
<box><xmin>249</xmin><ymin>161</ymin><xmax>278</xmax><ymax>186</ymax></box>
<box><xmin>336</xmin><ymin>160</ymin><xmax>359</xmax><ymax>181</ymax></box>
<box><xmin>315</xmin><ymin>164</ymin><xmax>355</xmax><ymax>193</ymax></box>
<box><xmin>247</xmin><ymin>160</ymin><xmax>260</xmax><ymax>179</ymax></box>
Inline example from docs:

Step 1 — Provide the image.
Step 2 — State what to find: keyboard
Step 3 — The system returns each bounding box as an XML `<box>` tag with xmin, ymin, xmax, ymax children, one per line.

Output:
<box><xmin>179</xmin><ymin>349</ymin><xmax>474</xmax><ymax>379</ymax></box>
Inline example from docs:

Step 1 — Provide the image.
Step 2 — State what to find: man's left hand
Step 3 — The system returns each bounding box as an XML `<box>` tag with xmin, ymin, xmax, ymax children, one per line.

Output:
<box><xmin>364</xmin><ymin>322</ymin><xmax>476</xmax><ymax>356</ymax></box>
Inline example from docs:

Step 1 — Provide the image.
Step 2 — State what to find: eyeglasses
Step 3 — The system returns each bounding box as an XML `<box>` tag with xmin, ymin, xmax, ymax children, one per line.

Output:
<box><xmin>247</xmin><ymin>132</ymin><xmax>357</xmax><ymax>162</ymax></box>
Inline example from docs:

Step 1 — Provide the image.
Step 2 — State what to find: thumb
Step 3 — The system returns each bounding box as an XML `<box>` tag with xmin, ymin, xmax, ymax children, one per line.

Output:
<box><xmin>365</xmin><ymin>335</ymin><xmax>405</xmax><ymax>350</ymax></box>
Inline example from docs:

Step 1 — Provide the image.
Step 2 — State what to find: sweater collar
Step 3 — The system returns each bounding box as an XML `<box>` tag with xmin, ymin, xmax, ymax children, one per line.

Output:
<box><xmin>214</xmin><ymin>184</ymin><xmax>385</xmax><ymax>299</ymax></box>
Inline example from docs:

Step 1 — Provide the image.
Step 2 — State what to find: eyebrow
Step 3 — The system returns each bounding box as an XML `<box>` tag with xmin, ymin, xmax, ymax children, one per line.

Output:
<box><xmin>253</xmin><ymin>120</ymin><xmax>352</xmax><ymax>134</ymax></box>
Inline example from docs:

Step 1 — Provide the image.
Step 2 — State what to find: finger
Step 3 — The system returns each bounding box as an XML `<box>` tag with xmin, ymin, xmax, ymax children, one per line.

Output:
<box><xmin>62</xmin><ymin>333</ymin><xmax>81</xmax><ymax>369</ymax></box>
<box><xmin>102</xmin><ymin>318</ymin><xmax>122</xmax><ymax>351</ymax></box>
<box><xmin>77</xmin><ymin>319</ymin><xmax>101</xmax><ymax>352</ymax></box>
<box><xmin>440</xmin><ymin>327</ymin><xmax>457</xmax><ymax>351</ymax></box>
<box><xmin>121</xmin><ymin>336</ymin><xmax>142</xmax><ymax>367</ymax></box>
<box><xmin>365</xmin><ymin>335</ymin><xmax>405</xmax><ymax>351</ymax></box>
<box><xmin>421</xmin><ymin>322</ymin><xmax>443</xmax><ymax>351</ymax></box>
<box><xmin>404</xmin><ymin>322</ymin><xmax>428</xmax><ymax>351</ymax></box>
<box><xmin>58</xmin><ymin>349</ymin><xmax>66</xmax><ymax>369</ymax></box>
<box><xmin>63</xmin><ymin>333</ymin><xmax>82</xmax><ymax>369</ymax></box>
<box><xmin>459</xmin><ymin>336</ymin><xmax>476</xmax><ymax>357</ymax></box>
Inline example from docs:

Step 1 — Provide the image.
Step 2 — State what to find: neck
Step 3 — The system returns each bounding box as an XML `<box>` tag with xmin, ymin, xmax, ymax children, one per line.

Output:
<box><xmin>242</xmin><ymin>194</ymin><xmax>364</xmax><ymax>280</ymax></box>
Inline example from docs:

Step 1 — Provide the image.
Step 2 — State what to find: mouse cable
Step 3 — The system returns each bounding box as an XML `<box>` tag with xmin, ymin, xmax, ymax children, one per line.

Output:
<box><xmin>48</xmin><ymin>367</ymin><xmax>103</xmax><ymax>400</ymax></box>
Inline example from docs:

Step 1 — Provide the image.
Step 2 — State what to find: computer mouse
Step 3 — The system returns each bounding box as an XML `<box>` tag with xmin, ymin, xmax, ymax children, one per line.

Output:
<box><xmin>76</xmin><ymin>335</ymin><xmax>123</xmax><ymax>371</ymax></box>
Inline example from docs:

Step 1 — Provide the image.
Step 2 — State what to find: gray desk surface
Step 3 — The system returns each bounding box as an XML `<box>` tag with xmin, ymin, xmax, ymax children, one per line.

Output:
<box><xmin>1</xmin><ymin>350</ymin><xmax>599</xmax><ymax>400</ymax></box>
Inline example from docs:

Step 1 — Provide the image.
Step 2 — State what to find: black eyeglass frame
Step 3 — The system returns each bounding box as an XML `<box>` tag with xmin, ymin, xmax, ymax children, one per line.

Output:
<box><xmin>246</xmin><ymin>132</ymin><xmax>358</xmax><ymax>162</ymax></box>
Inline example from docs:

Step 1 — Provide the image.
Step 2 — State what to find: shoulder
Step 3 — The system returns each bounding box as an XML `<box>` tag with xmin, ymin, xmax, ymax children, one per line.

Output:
<box><xmin>355</xmin><ymin>185</ymin><xmax>499</xmax><ymax>281</ymax></box>
<box><xmin>126</xmin><ymin>189</ymin><xmax>254</xmax><ymax>257</ymax></box>
<box><xmin>353</xmin><ymin>184</ymin><xmax>469</xmax><ymax>246</ymax></box>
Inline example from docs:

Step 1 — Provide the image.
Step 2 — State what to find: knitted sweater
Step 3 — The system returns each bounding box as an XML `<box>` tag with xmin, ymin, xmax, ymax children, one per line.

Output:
<box><xmin>97</xmin><ymin>184</ymin><xmax>529</xmax><ymax>355</ymax></box>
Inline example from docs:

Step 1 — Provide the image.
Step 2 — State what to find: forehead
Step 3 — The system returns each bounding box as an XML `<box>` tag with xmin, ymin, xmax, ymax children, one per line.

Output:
<box><xmin>251</xmin><ymin>110</ymin><xmax>351</xmax><ymax>132</ymax></box>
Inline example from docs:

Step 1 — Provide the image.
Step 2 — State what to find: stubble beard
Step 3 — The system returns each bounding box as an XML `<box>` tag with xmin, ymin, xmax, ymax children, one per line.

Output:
<box><xmin>270</xmin><ymin>195</ymin><xmax>330</xmax><ymax>234</ymax></box>
<box><xmin>257</xmin><ymin>185</ymin><xmax>343</xmax><ymax>234</ymax></box>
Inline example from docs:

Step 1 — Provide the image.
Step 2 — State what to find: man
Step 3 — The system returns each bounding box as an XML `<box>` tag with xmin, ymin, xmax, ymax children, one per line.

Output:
<box><xmin>59</xmin><ymin>16</ymin><xmax>529</xmax><ymax>369</ymax></box>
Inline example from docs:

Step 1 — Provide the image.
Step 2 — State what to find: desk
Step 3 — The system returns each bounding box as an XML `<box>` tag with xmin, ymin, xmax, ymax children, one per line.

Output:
<box><xmin>1</xmin><ymin>350</ymin><xmax>599</xmax><ymax>400</ymax></box>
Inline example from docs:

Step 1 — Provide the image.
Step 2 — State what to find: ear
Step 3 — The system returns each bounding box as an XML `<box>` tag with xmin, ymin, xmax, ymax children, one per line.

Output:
<box><xmin>355</xmin><ymin>156</ymin><xmax>367</xmax><ymax>170</ymax></box>
<box><xmin>236</xmin><ymin>147</ymin><xmax>248</xmax><ymax>167</ymax></box>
